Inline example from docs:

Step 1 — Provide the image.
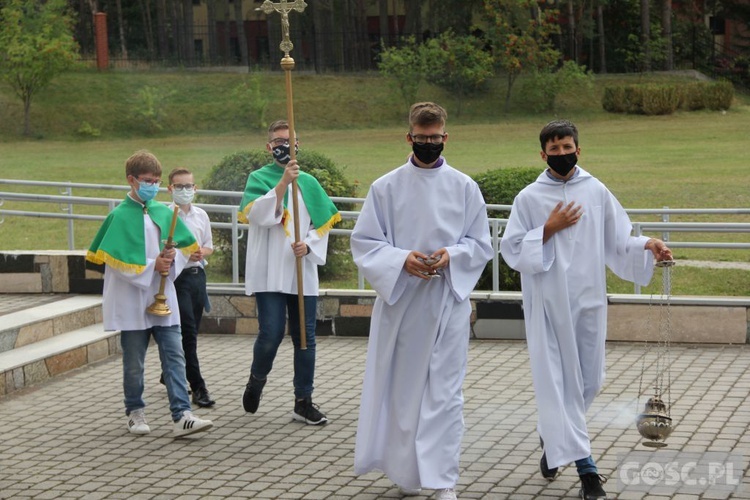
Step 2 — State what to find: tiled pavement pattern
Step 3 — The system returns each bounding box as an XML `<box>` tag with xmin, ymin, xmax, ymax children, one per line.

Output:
<box><xmin>0</xmin><ymin>335</ymin><xmax>748</xmax><ymax>499</ymax></box>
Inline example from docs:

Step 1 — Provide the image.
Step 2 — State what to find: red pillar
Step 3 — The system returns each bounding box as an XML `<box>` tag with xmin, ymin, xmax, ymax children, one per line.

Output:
<box><xmin>94</xmin><ymin>13</ymin><xmax>109</xmax><ymax>70</ymax></box>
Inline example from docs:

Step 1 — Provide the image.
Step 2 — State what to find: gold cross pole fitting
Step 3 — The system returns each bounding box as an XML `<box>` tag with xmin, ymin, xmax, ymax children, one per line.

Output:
<box><xmin>259</xmin><ymin>0</ymin><xmax>309</xmax><ymax>349</ymax></box>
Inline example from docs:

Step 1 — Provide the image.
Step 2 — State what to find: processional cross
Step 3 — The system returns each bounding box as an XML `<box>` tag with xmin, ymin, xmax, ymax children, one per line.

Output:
<box><xmin>259</xmin><ymin>0</ymin><xmax>307</xmax><ymax>58</ymax></box>
<box><xmin>259</xmin><ymin>0</ymin><xmax>309</xmax><ymax>349</ymax></box>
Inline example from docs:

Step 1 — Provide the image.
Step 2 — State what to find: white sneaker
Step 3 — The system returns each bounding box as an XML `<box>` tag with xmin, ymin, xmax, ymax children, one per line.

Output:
<box><xmin>127</xmin><ymin>409</ymin><xmax>150</xmax><ymax>435</ymax></box>
<box><xmin>434</xmin><ymin>488</ymin><xmax>457</xmax><ymax>500</ymax></box>
<box><xmin>398</xmin><ymin>485</ymin><xmax>422</xmax><ymax>496</ymax></box>
<box><xmin>173</xmin><ymin>410</ymin><xmax>213</xmax><ymax>437</ymax></box>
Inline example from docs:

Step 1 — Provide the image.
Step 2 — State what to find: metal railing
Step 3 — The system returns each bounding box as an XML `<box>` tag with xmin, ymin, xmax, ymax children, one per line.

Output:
<box><xmin>2</xmin><ymin>179</ymin><xmax>750</xmax><ymax>293</ymax></box>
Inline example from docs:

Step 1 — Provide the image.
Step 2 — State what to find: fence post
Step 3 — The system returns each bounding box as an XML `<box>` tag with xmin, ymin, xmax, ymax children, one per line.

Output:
<box><xmin>492</xmin><ymin>219</ymin><xmax>500</xmax><ymax>292</ymax></box>
<box><xmin>63</xmin><ymin>186</ymin><xmax>74</xmax><ymax>250</ymax></box>
<box><xmin>633</xmin><ymin>222</ymin><xmax>642</xmax><ymax>294</ymax></box>
<box><xmin>94</xmin><ymin>13</ymin><xmax>109</xmax><ymax>70</ymax></box>
<box><xmin>231</xmin><ymin>212</ymin><xmax>239</xmax><ymax>284</ymax></box>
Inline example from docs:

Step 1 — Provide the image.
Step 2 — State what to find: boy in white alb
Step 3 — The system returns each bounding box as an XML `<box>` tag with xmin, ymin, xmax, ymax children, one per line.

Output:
<box><xmin>239</xmin><ymin>120</ymin><xmax>340</xmax><ymax>425</ymax></box>
<box><xmin>351</xmin><ymin>102</ymin><xmax>493</xmax><ymax>500</ymax></box>
<box><xmin>87</xmin><ymin>150</ymin><xmax>214</xmax><ymax>437</ymax></box>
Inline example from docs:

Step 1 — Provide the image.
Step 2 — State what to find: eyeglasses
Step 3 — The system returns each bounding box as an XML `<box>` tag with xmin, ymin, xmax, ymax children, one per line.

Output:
<box><xmin>172</xmin><ymin>183</ymin><xmax>195</xmax><ymax>190</ymax></box>
<box><xmin>410</xmin><ymin>134</ymin><xmax>446</xmax><ymax>145</ymax></box>
<box><xmin>269</xmin><ymin>138</ymin><xmax>299</xmax><ymax>147</ymax></box>
<box><xmin>136</xmin><ymin>177</ymin><xmax>162</xmax><ymax>187</ymax></box>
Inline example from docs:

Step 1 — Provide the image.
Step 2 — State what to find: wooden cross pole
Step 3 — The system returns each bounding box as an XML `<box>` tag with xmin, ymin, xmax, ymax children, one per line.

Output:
<box><xmin>259</xmin><ymin>0</ymin><xmax>309</xmax><ymax>349</ymax></box>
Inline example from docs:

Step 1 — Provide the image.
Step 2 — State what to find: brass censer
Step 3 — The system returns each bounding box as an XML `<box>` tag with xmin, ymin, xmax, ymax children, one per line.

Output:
<box><xmin>146</xmin><ymin>206</ymin><xmax>180</xmax><ymax>316</ymax></box>
<box><xmin>636</xmin><ymin>259</ymin><xmax>676</xmax><ymax>448</ymax></box>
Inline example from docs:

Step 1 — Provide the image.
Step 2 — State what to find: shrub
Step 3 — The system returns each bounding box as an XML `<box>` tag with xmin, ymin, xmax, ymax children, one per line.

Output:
<box><xmin>75</xmin><ymin>121</ymin><xmax>101</xmax><ymax>138</ymax></box>
<box><xmin>604</xmin><ymin>81</ymin><xmax>734</xmax><ymax>115</ymax></box>
<box><xmin>702</xmin><ymin>80</ymin><xmax>734</xmax><ymax>110</ymax></box>
<box><xmin>517</xmin><ymin>61</ymin><xmax>593</xmax><ymax>113</ymax></box>
<box><xmin>199</xmin><ymin>149</ymin><xmax>357</xmax><ymax>282</ymax></box>
<box><xmin>130</xmin><ymin>85</ymin><xmax>175</xmax><ymax>134</ymax></box>
<box><xmin>640</xmin><ymin>84</ymin><xmax>681</xmax><ymax>115</ymax></box>
<box><xmin>472</xmin><ymin>167</ymin><xmax>542</xmax><ymax>291</ymax></box>
<box><xmin>231</xmin><ymin>74</ymin><xmax>269</xmax><ymax>130</ymax></box>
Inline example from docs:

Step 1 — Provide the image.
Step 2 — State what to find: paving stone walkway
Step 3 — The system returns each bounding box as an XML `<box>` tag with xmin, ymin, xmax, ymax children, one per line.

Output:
<box><xmin>0</xmin><ymin>335</ymin><xmax>748</xmax><ymax>499</ymax></box>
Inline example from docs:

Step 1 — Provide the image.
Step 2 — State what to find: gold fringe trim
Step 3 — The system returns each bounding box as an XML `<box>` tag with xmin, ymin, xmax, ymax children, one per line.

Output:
<box><xmin>238</xmin><ymin>202</ymin><xmax>254</xmax><ymax>224</ymax></box>
<box><xmin>282</xmin><ymin>208</ymin><xmax>290</xmax><ymax>237</ymax></box>
<box><xmin>238</xmin><ymin>204</ymin><xmax>338</xmax><ymax>239</ymax></box>
<box><xmin>316</xmin><ymin>212</ymin><xmax>342</xmax><ymax>236</ymax></box>
<box><xmin>180</xmin><ymin>242</ymin><xmax>200</xmax><ymax>256</ymax></box>
<box><xmin>85</xmin><ymin>249</ymin><xmax>146</xmax><ymax>274</ymax></box>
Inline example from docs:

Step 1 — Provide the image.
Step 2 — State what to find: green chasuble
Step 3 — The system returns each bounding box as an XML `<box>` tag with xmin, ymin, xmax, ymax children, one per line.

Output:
<box><xmin>238</xmin><ymin>163</ymin><xmax>341</xmax><ymax>236</ymax></box>
<box><xmin>87</xmin><ymin>195</ymin><xmax>199</xmax><ymax>274</ymax></box>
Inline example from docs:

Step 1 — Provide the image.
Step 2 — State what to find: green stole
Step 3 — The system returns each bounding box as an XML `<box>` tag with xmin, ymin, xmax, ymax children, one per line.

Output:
<box><xmin>87</xmin><ymin>195</ymin><xmax>199</xmax><ymax>274</ymax></box>
<box><xmin>238</xmin><ymin>163</ymin><xmax>341</xmax><ymax>236</ymax></box>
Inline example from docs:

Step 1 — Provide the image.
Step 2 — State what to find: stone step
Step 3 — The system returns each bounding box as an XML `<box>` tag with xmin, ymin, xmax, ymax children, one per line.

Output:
<box><xmin>0</xmin><ymin>322</ymin><xmax>119</xmax><ymax>397</ymax></box>
<box><xmin>0</xmin><ymin>295</ymin><xmax>103</xmax><ymax>354</ymax></box>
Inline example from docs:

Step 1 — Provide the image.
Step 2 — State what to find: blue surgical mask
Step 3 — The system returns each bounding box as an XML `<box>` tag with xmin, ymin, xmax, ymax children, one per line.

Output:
<box><xmin>136</xmin><ymin>181</ymin><xmax>160</xmax><ymax>202</ymax></box>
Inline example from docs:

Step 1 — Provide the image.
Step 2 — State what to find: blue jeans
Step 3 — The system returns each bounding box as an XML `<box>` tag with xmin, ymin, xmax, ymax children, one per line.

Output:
<box><xmin>121</xmin><ymin>325</ymin><xmax>191</xmax><ymax>422</ymax></box>
<box><xmin>175</xmin><ymin>267</ymin><xmax>207</xmax><ymax>392</ymax></box>
<box><xmin>576</xmin><ymin>455</ymin><xmax>598</xmax><ymax>475</ymax></box>
<box><xmin>251</xmin><ymin>292</ymin><xmax>317</xmax><ymax>399</ymax></box>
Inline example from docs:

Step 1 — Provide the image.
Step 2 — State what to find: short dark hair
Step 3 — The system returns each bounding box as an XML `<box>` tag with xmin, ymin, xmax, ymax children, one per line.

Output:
<box><xmin>267</xmin><ymin>120</ymin><xmax>289</xmax><ymax>141</ymax></box>
<box><xmin>168</xmin><ymin>167</ymin><xmax>192</xmax><ymax>184</ymax></box>
<box><xmin>539</xmin><ymin>119</ymin><xmax>579</xmax><ymax>151</ymax></box>
<box><xmin>125</xmin><ymin>150</ymin><xmax>161</xmax><ymax>178</ymax></box>
<box><xmin>409</xmin><ymin>102</ymin><xmax>447</xmax><ymax>131</ymax></box>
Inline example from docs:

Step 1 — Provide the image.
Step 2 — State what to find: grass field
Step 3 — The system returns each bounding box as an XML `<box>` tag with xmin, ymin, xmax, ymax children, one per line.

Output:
<box><xmin>1</xmin><ymin>70</ymin><xmax>748</xmax><ymax>294</ymax></box>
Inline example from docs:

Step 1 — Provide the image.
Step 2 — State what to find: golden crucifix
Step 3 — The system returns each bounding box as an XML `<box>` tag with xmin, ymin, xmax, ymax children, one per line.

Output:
<box><xmin>260</xmin><ymin>0</ymin><xmax>309</xmax><ymax>349</ymax></box>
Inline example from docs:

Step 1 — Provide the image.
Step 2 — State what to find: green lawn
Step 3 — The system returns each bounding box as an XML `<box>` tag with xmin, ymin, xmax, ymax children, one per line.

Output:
<box><xmin>1</xmin><ymin>70</ymin><xmax>748</xmax><ymax>294</ymax></box>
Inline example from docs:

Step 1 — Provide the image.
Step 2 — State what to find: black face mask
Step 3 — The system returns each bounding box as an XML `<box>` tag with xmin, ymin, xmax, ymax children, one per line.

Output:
<box><xmin>272</xmin><ymin>143</ymin><xmax>298</xmax><ymax>165</ymax></box>
<box><xmin>412</xmin><ymin>142</ymin><xmax>444</xmax><ymax>165</ymax></box>
<box><xmin>546</xmin><ymin>152</ymin><xmax>578</xmax><ymax>177</ymax></box>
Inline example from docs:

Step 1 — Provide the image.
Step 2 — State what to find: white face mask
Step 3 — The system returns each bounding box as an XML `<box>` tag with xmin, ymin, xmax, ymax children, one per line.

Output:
<box><xmin>172</xmin><ymin>187</ymin><xmax>195</xmax><ymax>205</ymax></box>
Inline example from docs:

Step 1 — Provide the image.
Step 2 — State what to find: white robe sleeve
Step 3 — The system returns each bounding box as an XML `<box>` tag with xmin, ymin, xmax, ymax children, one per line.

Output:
<box><xmin>350</xmin><ymin>189</ymin><xmax>410</xmax><ymax>305</ymax></box>
<box><xmin>603</xmin><ymin>192</ymin><xmax>654</xmax><ymax>286</ymax></box>
<box><xmin>500</xmin><ymin>196</ymin><xmax>555</xmax><ymax>275</ymax></box>
<box><xmin>304</xmin><ymin>223</ymin><xmax>329</xmax><ymax>266</ymax></box>
<box><xmin>443</xmin><ymin>183</ymin><xmax>494</xmax><ymax>302</ymax></box>
<box><xmin>247</xmin><ymin>190</ymin><xmax>284</xmax><ymax>227</ymax></box>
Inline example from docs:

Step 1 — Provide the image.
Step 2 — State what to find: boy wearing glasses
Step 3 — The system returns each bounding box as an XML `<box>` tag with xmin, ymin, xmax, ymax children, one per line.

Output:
<box><xmin>87</xmin><ymin>150</ymin><xmax>214</xmax><ymax>437</ymax></box>
<box><xmin>239</xmin><ymin>120</ymin><xmax>340</xmax><ymax>425</ymax></box>
<box><xmin>351</xmin><ymin>102</ymin><xmax>493</xmax><ymax>500</ymax></box>
<box><xmin>167</xmin><ymin>168</ymin><xmax>215</xmax><ymax>408</ymax></box>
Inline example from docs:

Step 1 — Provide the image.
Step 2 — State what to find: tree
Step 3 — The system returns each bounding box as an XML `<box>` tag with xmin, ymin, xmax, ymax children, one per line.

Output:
<box><xmin>377</xmin><ymin>36</ymin><xmax>424</xmax><ymax>106</ymax></box>
<box><xmin>0</xmin><ymin>0</ymin><xmax>79</xmax><ymax>135</ymax></box>
<box><xmin>484</xmin><ymin>0</ymin><xmax>561</xmax><ymax>112</ymax></box>
<box><xmin>234</xmin><ymin>0</ymin><xmax>248</xmax><ymax>67</ymax></box>
<box><xmin>423</xmin><ymin>31</ymin><xmax>495</xmax><ymax>116</ymax></box>
<box><xmin>641</xmin><ymin>0</ymin><xmax>651</xmax><ymax>70</ymax></box>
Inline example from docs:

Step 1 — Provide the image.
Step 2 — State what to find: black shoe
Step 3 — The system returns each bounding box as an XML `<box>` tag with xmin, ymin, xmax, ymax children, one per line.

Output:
<box><xmin>192</xmin><ymin>388</ymin><xmax>216</xmax><ymax>408</ymax></box>
<box><xmin>539</xmin><ymin>436</ymin><xmax>559</xmax><ymax>480</ymax></box>
<box><xmin>242</xmin><ymin>375</ymin><xmax>266</xmax><ymax>414</ymax></box>
<box><xmin>292</xmin><ymin>397</ymin><xmax>328</xmax><ymax>425</ymax></box>
<box><xmin>540</xmin><ymin>451</ymin><xmax>559</xmax><ymax>480</ymax></box>
<box><xmin>579</xmin><ymin>473</ymin><xmax>607</xmax><ymax>500</ymax></box>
